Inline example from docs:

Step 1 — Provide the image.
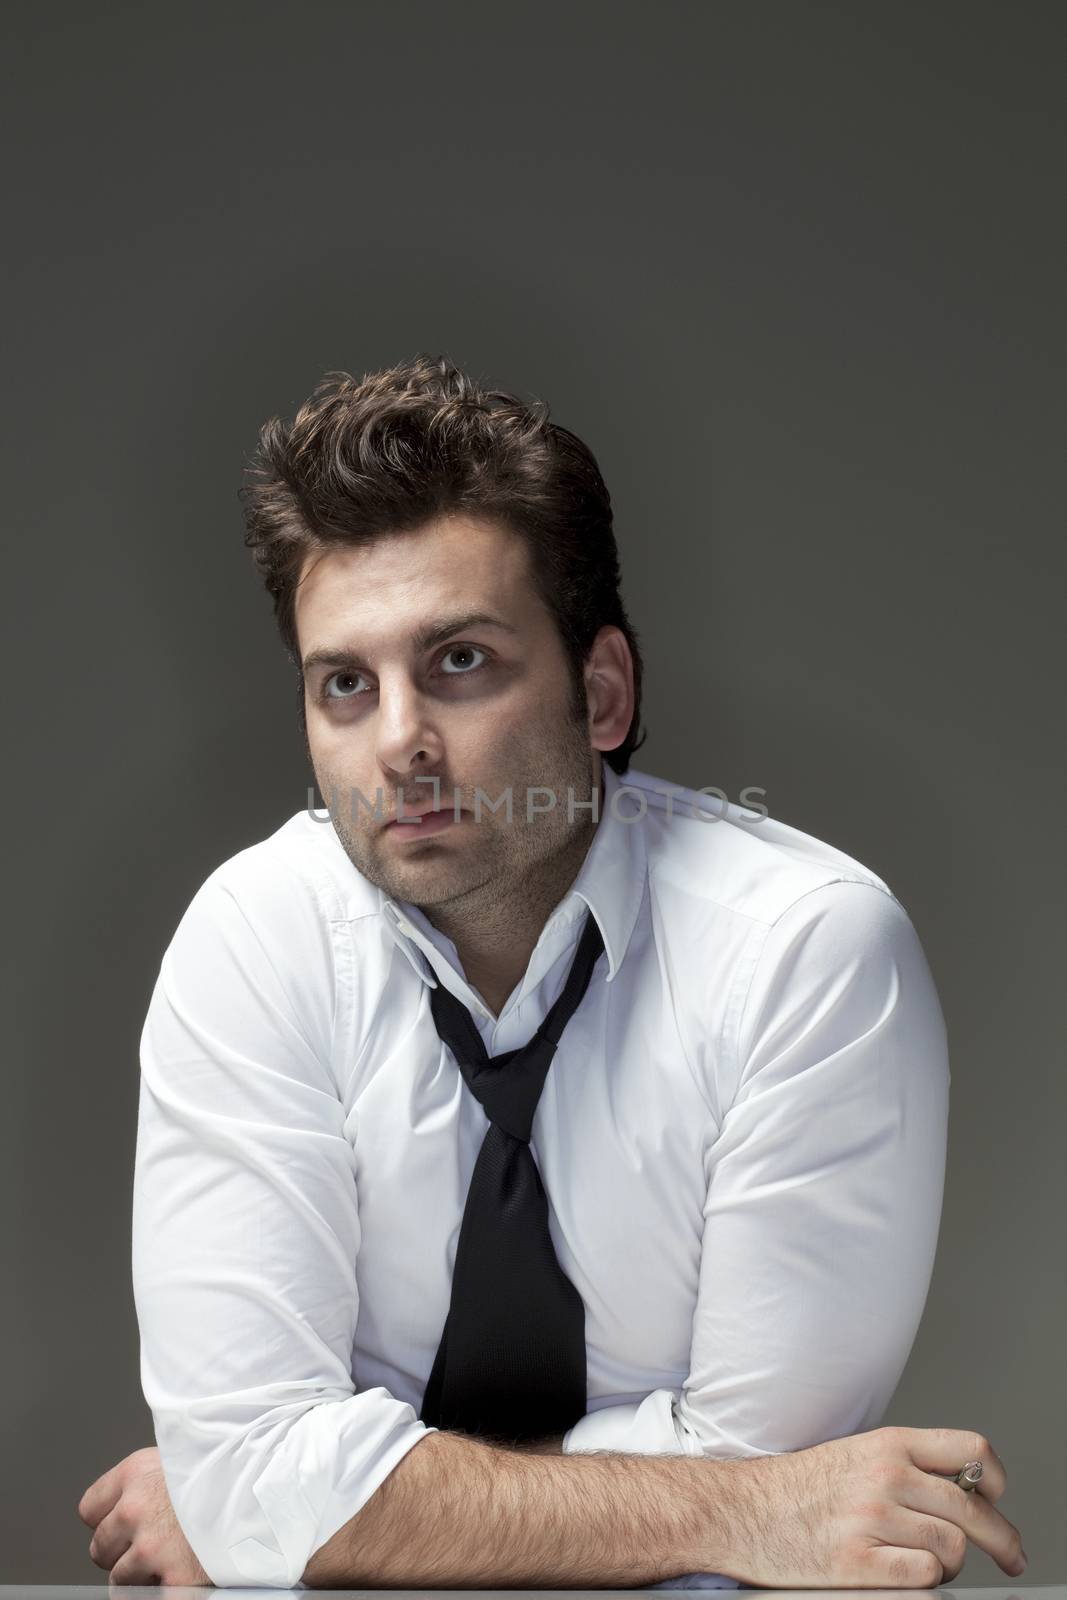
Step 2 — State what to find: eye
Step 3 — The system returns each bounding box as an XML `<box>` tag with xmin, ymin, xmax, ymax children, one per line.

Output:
<box><xmin>317</xmin><ymin>645</ymin><xmax>488</xmax><ymax>707</ymax></box>
<box><xmin>439</xmin><ymin>644</ymin><xmax>487</xmax><ymax>675</ymax></box>
<box><xmin>320</xmin><ymin>670</ymin><xmax>369</xmax><ymax>702</ymax></box>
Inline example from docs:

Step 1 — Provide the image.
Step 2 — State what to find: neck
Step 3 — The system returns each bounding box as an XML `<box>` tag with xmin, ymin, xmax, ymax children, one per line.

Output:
<box><xmin>427</xmin><ymin>813</ymin><xmax>600</xmax><ymax>1019</ymax></box>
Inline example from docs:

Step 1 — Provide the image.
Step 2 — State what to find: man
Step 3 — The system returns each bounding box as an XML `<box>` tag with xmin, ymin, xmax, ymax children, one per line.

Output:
<box><xmin>78</xmin><ymin>355</ymin><xmax>1025</xmax><ymax>1588</ymax></box>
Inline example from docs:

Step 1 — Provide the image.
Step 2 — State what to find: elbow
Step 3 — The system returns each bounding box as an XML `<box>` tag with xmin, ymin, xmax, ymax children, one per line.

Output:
<box><xmin>157</xmin><ymin>1412</ymin><xmax>312</xmax><ymax>1588</ymax></box>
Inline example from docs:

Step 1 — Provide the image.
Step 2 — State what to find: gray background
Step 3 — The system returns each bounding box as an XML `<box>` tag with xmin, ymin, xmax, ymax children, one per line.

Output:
<box><xmin>3</xmin><ymin>0</ymin><xmax>1063</xmax><ymax>1584</ymax></box>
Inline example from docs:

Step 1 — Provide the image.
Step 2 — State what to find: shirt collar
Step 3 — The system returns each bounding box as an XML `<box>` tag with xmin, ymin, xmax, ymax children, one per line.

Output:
<box><xmin>378</xmin><ymin>761</ymin><xmax>648</xmax><ymax>996</ymax></box>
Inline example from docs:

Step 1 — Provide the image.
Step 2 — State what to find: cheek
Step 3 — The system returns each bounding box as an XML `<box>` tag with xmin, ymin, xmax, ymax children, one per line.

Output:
<box><xmin>307</xmin><ymin>742</ymin><xmax>379</xmax><ymax>812</ymax></box>
<box><xmin>463</xmin><ymin>713</ymin><xmax>542</xmax><ymax>775</ymax></box>
<box><xmin>308</xmin><ymin>707</ymin><xmax>370</xmax><ymax>758</ymax></box>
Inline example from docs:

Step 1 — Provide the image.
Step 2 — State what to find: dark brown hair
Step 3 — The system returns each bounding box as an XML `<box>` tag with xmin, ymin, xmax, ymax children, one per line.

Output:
<box><xmin>239</xmin><ymin>352</ymin><xmax>646</xmax><ymax>774</ymax></box>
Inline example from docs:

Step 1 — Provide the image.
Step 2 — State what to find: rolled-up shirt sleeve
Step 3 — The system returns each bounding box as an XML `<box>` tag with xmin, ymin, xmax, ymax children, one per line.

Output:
<box><xmin>562</xmin><ymin>1391</ymin><xmax>701</xmax><ymax>1456</ymax></box>
<box><xmin>132</xmin><ymin>856</ymin><xmax>437</xmax><ymax>1588</ymax></box>
<box><xmin>567</xmin><ymin>878</ymin><xmax>949</xmax><ymax>1590</ymax></box>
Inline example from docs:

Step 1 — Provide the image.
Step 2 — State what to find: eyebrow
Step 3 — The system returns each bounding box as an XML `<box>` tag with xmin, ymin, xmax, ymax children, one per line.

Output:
<box><xmin>300</xmin><ymin>611</ymin><xmax>520</xmax><ymax>677</ymax></box>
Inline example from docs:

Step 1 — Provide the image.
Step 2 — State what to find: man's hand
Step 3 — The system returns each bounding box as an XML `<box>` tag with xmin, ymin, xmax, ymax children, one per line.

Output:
<box><xmin>77</xmin><ymin>1445</ymin><xmax>212</xmax><ymax>1587</ymax></box>
<box><xmin>717</xmin><ymin>1424</ymin><xmax>1026</xmax><ymax>1588</ymax></box>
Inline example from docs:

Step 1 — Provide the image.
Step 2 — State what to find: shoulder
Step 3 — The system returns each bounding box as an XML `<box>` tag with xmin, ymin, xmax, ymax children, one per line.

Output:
<box><xmin>622</xmin><ymin>770</ymin><xmax>934</xmax><ymax>1066</ymax></box>
<box><xmin>621</xmin><ymin>766</ymin><xmax>895</xmax><ymax>931</ymax></box>
<box><xmin>622</xmin><ymin>770</ymin><xmax>945</xmax><ymax>1103</ymax></box>
<box><xmin>150</xmin><ymin>809</ymin><xmax>386</xmax><ymax>1091</ymax></box>
<box><xmin>184</xmin><ymin>804</ymin><xmax>382</xmax><ymax>934</ymax></box>
<box><xmin>158</xmin><ymin>808</ymin><xmax>383</xmax><ymax>1019</ymax></box>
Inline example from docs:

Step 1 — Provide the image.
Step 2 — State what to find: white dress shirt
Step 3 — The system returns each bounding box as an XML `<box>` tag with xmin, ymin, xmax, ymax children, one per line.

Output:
<box><xmin>132</xmin><ymin>762</ymin><xmax>950</xmax><ymax>1589</ymax></box>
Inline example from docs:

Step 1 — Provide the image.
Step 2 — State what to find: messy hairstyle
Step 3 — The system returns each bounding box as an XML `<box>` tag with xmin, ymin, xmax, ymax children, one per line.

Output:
<box><xmin>239</xmin><ymin>352</ymin><xmax>646</xmax><ymax>774</ymax></box>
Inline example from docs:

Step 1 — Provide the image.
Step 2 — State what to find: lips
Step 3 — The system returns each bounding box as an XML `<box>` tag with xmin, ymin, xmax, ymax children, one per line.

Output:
<box><xmin>385</xmin><ymin>805</ymin><xmax>445</xmax><ymax>825</ymax></box>
<box><xmin>383</xmin><ymin>805</ymin><xmax>460</xmax><ymax>841</ymax></box>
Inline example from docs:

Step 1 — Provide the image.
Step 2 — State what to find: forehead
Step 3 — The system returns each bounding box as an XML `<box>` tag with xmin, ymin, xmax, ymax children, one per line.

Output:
<box><xmin>295</xmin><ymin>515</ymin><xmax>544</xmax><ymax>646</ymax></box>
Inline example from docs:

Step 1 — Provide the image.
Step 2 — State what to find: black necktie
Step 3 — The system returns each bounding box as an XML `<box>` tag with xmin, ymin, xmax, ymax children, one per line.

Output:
<box><xmin>419</xmin><ymin>909</ymin><xmax>606</xmax><ymax>1443</ymax></box>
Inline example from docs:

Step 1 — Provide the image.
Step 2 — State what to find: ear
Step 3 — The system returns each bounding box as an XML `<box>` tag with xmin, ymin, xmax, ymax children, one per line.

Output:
<box><xmin>584</xmin><ymin>626</ymin><xmax>635</xmax><ymax>755</ymax></box>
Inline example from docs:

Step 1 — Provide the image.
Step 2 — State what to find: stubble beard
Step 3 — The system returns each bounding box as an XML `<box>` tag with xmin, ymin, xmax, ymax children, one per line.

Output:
<box><xmin>316</xmin><ymin>695</ymin><xmax>599</xmax><ymax>931</ymax></box>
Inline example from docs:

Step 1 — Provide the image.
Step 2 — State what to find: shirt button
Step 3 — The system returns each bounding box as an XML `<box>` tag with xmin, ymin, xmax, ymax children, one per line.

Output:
<box><xmin>397</xmin><ymin>919</ymin><xmax>414</xmax><ymax>935</ymax></box>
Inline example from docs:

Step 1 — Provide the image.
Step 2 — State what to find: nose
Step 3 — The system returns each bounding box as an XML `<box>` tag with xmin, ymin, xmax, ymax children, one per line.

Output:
<box><xmin>374</xmin><ymin>671</ymin><xmax>443</xmax><ymax>776</ymax></box>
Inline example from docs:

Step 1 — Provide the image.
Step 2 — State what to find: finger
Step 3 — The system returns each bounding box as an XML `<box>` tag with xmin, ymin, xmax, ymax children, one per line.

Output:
<box><xmin>88</xmin><ymin>1510</ymin><xmax>132</xmax><ymax>1572</ymax></box>
<box><xmin>904</xmin><ymin>1464</ymin><xmax>1027</xmax><ymax>1575</ymax></box>
<box><xmin>77</xmin><ymin>1464</ymin><xmax>125</xmax><ymax>1528</ymax></box>
<box><xmin>896</xmin><ymin>1424</ymin><xmax>1007</xmax><ymax>1503</ymax></box>
<box><xmin>108</xmin><ymin>1547</ymin><xmax>161</xmax><ymax>1587</ymax></box>
<box><xmin>867</xmin><ymin>1503</ymin><xmax>968</xmax><ymax>1581</ymax></box>
<box><xmin>854</xmin><ymin>1540</ymin><xmax>945</xmax><ymax>1589</ymax></box>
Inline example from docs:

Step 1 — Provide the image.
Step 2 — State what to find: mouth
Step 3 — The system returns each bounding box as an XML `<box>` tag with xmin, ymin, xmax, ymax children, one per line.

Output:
<box><xmin>383</xmin><ymin>804</ymin><xmax>462</xmax><ymax>840</ymax></box>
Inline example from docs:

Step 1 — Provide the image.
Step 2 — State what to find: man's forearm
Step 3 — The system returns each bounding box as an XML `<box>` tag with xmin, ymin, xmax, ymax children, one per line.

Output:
<box><xmin>505</xmin><ymin>1430</ymin><xmax>567</xmax><ymax>1455</ymax></box>
<box><xmin>300</xmin><ymin>1427</ymin><xmax>742</xmax><ymax>1588</ymax></box>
